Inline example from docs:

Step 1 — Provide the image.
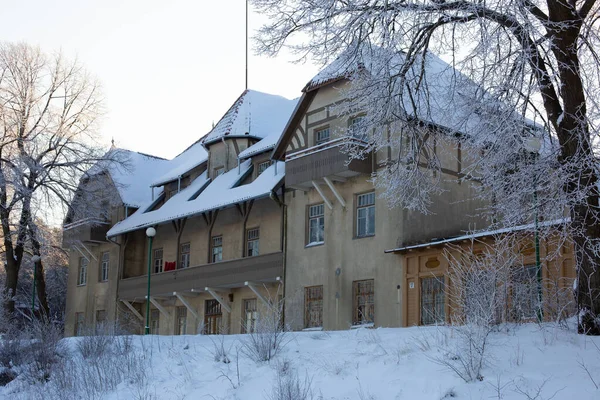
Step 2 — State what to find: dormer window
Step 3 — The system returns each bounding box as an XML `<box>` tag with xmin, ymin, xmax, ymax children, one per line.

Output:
<box><xmin>213</xmin><ymin>167</ymin><xmax>224</xmax><ymax>179</ymax></box>
<box><xmin>257</xmin><ymin>161</ymin><xmax>270</xmax><ymax>176</ymax></box>
<box><xmin>315</xmin><ymin>127</ymin><xmax>330</xmax><ymax>145</ymax></box>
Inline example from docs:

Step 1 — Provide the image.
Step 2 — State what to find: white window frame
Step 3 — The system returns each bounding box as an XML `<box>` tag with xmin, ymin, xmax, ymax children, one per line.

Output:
<box><xmin>180</xmin><ymin>242</ymin><xmax>191</xmax><ymax>269</ymax></box>
<box><xmin>356</xmin><ymin>192</ymin><xmax>375</xmax><ymax>237</ymax></box>
<box><xmin>257</xmin><ymin>161</ymin><xmax>270</xmax><ymax>175</ymax></box>
<box><xmin>78</xmin><ymin>257</ymin><xmax>88</xmax><ymax>286</ymax></box>
<box><xmin>212</xmin><ymin>236</ymin><xmax>223</xmax><ymax>263</ymax></box>
<box><xmin>308</xmin><ymin>204</ymin><xmax>325</xmax><ymax>245</ymax></box>
<box><xmin>247</xmin><ymin>228</ymin><xmax>260</xmax><ymax>257</ymax></box>
<box><xmin>153</xmin><ymin>248</ymin><xmax>164</xmax><ymax>273</ymax></box>
<box><xmin>100</xmin><ymin>252</ymin><xmax>109</xmax><ymax>282</ymax></box>
<box><xmin>176</xmin><ymin>306</ymin><xmax>187</xmax><ymax>335</ymax></box>
<box><xmin>315</xmin><ymin>127</ymin><xmax>330</xmax><ymax>145</ymax></box>
<box><xmin>350</xmin><ymin>116</ymin><xmax>367</xmax><ymax>140</ymax></box>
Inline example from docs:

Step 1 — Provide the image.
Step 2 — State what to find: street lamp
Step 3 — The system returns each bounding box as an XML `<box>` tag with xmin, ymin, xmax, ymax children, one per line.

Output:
<box><xmin>145</xmin><ymin>227</ymin><xmax>156</xmax><ymax>334</ymax></box>
<box><xmin>524</xmin><ymin>136</ymin><xmax>543</xmax><ymax>322</ymax></box>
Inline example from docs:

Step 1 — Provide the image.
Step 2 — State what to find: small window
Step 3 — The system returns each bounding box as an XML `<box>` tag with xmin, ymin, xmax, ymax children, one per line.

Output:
<box><xmin>75</xmin><ymin>312</ymin><xmax>85</xmax><ymax>336</ymax></box>
<box><xmin>349</xmin><ymin>116</ymin><xmax>367</xmax><ymax>140</ymax></box>
<box><xmin>214</xmin><ymin>167</ymin><xmax>224</xmax><ymax>179</ymax></box>
<box><xmin>150</xmin><ymin>309</ymin><xmax>160</xmax><ymax>334</ymax></box>
<box><xmin>176</xmin><ymin>306</ymin><xmax>187</xmax><ymax>335</ymax></box>
<box><xmin>315</xmin><ymin>127</ymin><xmax>330</xmax><ymax>145</ymax></box>
<box><xmin>100</xmin><ymin>252</ymin><xmax>109</xmax><ymax>282</ymax></box>
<box><xmin>78</xmin><ymin>258</ymin><xmax>88</xmax><ymax>286</ymax></box>
<box><xmin>353</xmin><ymin>280</ymin><xmax>374</xmax><ymax>326</ymax></box>
<box><xmin>243</xmin><ymin>298</ymin><xmax>258</xmax><ymax>333</ymax></box>
<box><xmin>153</xmin><ymin>248</ymin><xmax>164</xmax><ymax>273</ymax></box>
<box><xmin>247</xmin><ymin>228</ymin><xmax>259</xmax><ymax>257</ymax></box>
<box><xmin>305</xmin><ymin>286</ymin><xmax>323</xmax><ymax>328</ymax></box>
<box><xmin>180</xmin><ymin>242</ymin><xmax>190</xmax><ymax>269</ymax></box>
<box><xmin>308</xmin><ymin>204</ymin><xmax>325</xmax><ymax>245</ymax></box>
<box><xmin>356</xmin><ymin>192</ymin><xmax>375</xmax><ymax>237</ymax></box>
<box><xmin>257</xmin><ymin>161</ymin><xmax>270</xmax><ymax>175</ymax></box>
<box><xmin>212</xmin><ymin>236</ymin><xmax>223</xmax><ymax>263</ymax></box>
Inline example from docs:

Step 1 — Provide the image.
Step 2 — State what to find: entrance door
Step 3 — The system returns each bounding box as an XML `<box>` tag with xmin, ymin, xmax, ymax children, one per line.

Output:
<box><xmin>204</xmin><ymin>299</ymin><xmax>222</xmax><ymax>334</ymax></box>
<box><xmin>421</xmin><ymin>277</ymin><xmax>445</xmax><ymax>325</ymax></box>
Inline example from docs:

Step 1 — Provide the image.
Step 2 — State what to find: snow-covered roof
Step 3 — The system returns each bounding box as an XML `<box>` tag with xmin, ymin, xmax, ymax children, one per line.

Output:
<box><xmin>239</xmin><ymin>127</ymin><xmax>293</xmax><ymax>160</ymax></box>
<box><xmin>384</xmin><ymin>218</ymin><xmax>569</xmax><ymax>253</ymax></box>
<box><xmin>87</xmin><ymin>149</ymin><xmax>170</xmax><ymax>208</ymax></box>
<box><xmin>151</xmin><ymin>139</ymin><xmax>209</xmax><ymax>187</ymax></box>
<box><xmin>202</xmin><ymin>89</ymin><xmax>299</xmax><ymax>145</ymax></box>
<box><xmin>107</xmin><ymin>160</ymin><xmax>285</xmax><ymax>237</ymax></box>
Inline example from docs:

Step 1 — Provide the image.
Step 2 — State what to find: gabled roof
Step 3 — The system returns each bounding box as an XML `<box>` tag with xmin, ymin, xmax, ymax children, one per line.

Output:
<box><xmin>151</xmin><ymin>138</ymin><xmax>209</xmax><ymax>187</ymax></box>
<box><xmin>202</xmin><ymin>89</ymin><xmax>299</xmax><ymax>146</ymax></box>
<box><xmin>107</xmin><ymin>160</ymin><xmax>285</xmax><ymax>237</ymax></box>
<box><xmin>87</xmin><ymin>148</ymin><xmax>170</xmax><ymax>208</ymax></box>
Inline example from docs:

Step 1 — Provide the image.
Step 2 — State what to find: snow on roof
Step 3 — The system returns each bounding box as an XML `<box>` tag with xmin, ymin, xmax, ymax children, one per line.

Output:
<box><xmin>88</xmin><ymin>148</ymin><xmax>170</xmax><ymax>208</ymax></box>
<box><xmin>202</xmin><ymin>89</ymin><xmax>299</xmax><ymax>145</ymax></box>
<box><xmin>238</xmin><ymin>120</ymin><xmax>297</xmax><ymax>159</ymax></box>
<box><xmin>304</xmin><ymin>46</ymin><xmax>541</xmax><ymax>139</ymax></box>
<box><xmin>107</xmin><ymin>160</ymin><xmax>285</xmax><ymax>236</ymax></box>
<box><xmin>151</xmin><ymin>139</ymin><xmax>208</xmax><ymax>187</ymax></box>
<box><xmin>384</xmin><ymin>218</ymin><xmax>569</xmax><ymax>253</ymax></box>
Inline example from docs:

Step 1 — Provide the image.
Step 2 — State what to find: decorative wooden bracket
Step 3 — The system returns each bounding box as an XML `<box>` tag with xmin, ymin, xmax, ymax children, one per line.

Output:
<box><xmin>323</xmin><ymin>177</ymin><xmax>346</xmax><ymax>208</ymax></box>
<box><xmin>174</xmin><ymin>292</ymin><xmax>199</xmax><ymax>319</ymax></box>
<box><xmin>312</xmin><ymin>181</ymin><xmax>333</xmax><ymax>210</ymax></box>
<box><xmin>205</xmin><ymin>287</ymin><xmax>232</xmax><ymax>313</ymax></box>
<box><xmin>121</xmin><ymin>300</ymin><xmax>143</xmax><ymax>321</ymax></box>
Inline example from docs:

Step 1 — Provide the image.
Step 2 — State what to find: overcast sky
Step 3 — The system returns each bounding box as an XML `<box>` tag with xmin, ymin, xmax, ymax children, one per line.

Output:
<box><xmin>0</xmin><ymin>0</ymin><xmax>319</xmax><ymax>159</ymax></box>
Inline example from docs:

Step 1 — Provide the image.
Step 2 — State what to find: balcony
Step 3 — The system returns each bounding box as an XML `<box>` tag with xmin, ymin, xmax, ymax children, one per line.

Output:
<box><xmin>62</xmin><ymin>218</ymin><xmax>111</xmax><ymax>248</ymax></box>
<box><xmin>118</xmin><ymin>251</ymin><xmax>283</xmax><ymax>300</ymax></box>
<box><xmin>285</xmin><ymin>137</ymin><xmax>372</xmax><ymax>188</ymax></box>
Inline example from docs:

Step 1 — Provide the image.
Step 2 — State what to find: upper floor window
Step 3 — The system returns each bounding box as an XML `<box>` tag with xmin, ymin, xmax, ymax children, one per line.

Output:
<box><xmin>257</xmin><ymin>161</ymin><xmax>270</xmax><ymax>176</ymax></box>
<box><xmin>247</xmin><ymin>228</ymin><xmax>260</xmax><ymax>256</ymax></box>
<box><xmin>315</xmin><ymin>127</ymin><xmax>330</xmax><ymax>145</ymax></box>
<box><xmin>356</xmin><ymin>192</ymin><xmax>375</xmax><ymax>237</ymax></box>
<box><xmin>78</xmin><ymin>257</ymin><xmax>88</xmax><ymax>286</ymax></box>
<box><xmin>214</xmin><ymin>167</ymin><xmax>224</xmax><ymax>179</ymax></box>
<box><xmin>100</xmin><ymin>252</ymin><xmax>109</xmax><ymax>282</ymax></box>
<box><xmin>153</xmin><ymin>248</ymin><xmax>164</xmax><ymax>273</ymax></box>
<box><xmin>180</xmin><ymin>242</ymin><xmax>190</xmax><ymax>269</ymax></box>
<box><xmin>308</xmin><ymin>204</ymin><xmax>325</xmax><ymax>245</ymax></box>
<box><xmin>212</xmin><ymin>236</ymin><xmax>223</xmax><ymax>262</ymax></box>
<box><xmin>350</xmin><ymin>116</ymin><xmax>367</xmax><ymax>140</ymax></box>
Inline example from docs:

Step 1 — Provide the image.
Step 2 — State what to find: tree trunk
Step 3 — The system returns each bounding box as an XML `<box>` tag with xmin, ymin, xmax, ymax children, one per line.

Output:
<box><xmin>33</xmin><ymin>259</ymin><xmax>50</xmax><ymax>319</ymax></box>
<box><xmin>3</xmin><ymin>257</ymin><xmax>18</xmax><ymax>314</ymax></box>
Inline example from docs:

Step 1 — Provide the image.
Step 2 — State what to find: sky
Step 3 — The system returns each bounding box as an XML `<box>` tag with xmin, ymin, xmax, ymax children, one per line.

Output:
<box><xmin>0</xmin><ymin>0</ymin><xmax>320</xmax><ymax>159</ymax></box>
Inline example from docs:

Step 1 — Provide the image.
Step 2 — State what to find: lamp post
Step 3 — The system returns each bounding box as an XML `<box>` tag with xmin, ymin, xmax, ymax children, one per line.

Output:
<box><xmin>145</xmin><ymin>227</ymin><xmax>156</xmax><ymax>334</ymax></box>
<box><xmin>524</xmin><ymin>137</ymin><xmax>543</xmax><ymax>322</ymax></box>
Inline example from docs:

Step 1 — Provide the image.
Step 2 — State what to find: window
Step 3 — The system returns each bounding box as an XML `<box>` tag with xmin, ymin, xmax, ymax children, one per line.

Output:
<box><xmin>78</xmin><ymin>257</ymin><xmax>88</xmax><ymax>286</ymax></box>
<box><xmin>243</xmin><ymin>298</ymin><xmax>258</xmax><ymax>333</ymax></box>
<box><xmin>257</xmin><ymin>161</ymin><xmax>270</xmax><ymax>175</ymax></box>
<box><xmin>353</xmin><ymin>280</ymin><xmax>374</xmax><ymax>326</ymax></box>
<box><xmin>356</xmin><ymin>192</ymin><xmax>375</xmax><ymax>237</ymax></box>
<box><xmin>315</xmin><ymin>127</ymin><xmax>330</xmax><ymax>145</ymax></box>
<box><xmin>180</xmin><ymin>242</ymin><xmax>190</xmax><ymax>269</ymax></box>
<box><xmin>212</xmin><ymin>236</ymin><xmax>223</xmax><ymax>262</ymax></box>
<box><xmin>304</xmin><ymin>286</ymin><xmax>323</xmax><ymax>328</ymax></box>
<box><xmin>100</xmin><ymin>252</ymin><xmax>109</xmax><ymax>282</ymax></box>
<box><xmin>204</xmin><ymin>299</ymin><xmax>222</xmax><ymax>335</ymax></box>
<box><xmin>308</xmin><ymin>204</ymin><xmax>325</xmax><ymax>245</ymax></box>
<box><xmin>247</xmin><ymin>228</ymin><xmax>259</xmax><ymax>257</ymax></box>
<box><xmin>150</xmin><ymin>309</ymin><xmax>160</xmax><ymax>334</ymax></box>
<box><xmin>214</xmin><ymin>167</ymin><xmax>224</xmax><ymax>179</ymax></box>
<box><xmin>421</xmin><ymin>277</ymin><xmax>445</xmax><ymax>325</ymax></box>
<box><xmin>176</xmin><ymin>306</ymin><xmax>187</xmax><ymax>335</ymax></box>
<box><xmin>350</xmin><ymin>116</ymin><xmax>367</xmax><ymax>140</ymax></box>
<box><xmin>95</xmin><ymin>310</ymin><xmax>107</xmax><ymax>333</ymax></box>
<box><xmin>153</xmin><ymin>248</ymin><xmax>164</xmax><ymax>273</ymax></box>
<box><xmin>75</xmin><ymin>312</ymin><xmax>84</xmax><ymax>336</ymax></box>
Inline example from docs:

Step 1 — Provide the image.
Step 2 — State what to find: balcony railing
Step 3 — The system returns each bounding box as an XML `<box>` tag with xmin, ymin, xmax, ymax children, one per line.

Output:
<box><xmin>118</xmin><ymin>251</ymin><xmax>283</xmax><ymax>300</ymax></box>
<box><xmin>285</xmin><ymin>137</ymin><xmax>372</xmax><ymax>187</ymax></box>
<box><xmin>63</xmin><ymin>218</ymin><xmax>110</xmax><ymax>247</ymax></box>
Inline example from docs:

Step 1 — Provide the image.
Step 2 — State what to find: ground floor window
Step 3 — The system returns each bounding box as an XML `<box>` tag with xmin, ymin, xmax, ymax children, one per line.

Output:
<box><xmin>421</xmin><ymin>277</ymin><xmax>445</xmax><ymax>325</ymax></box>
<box><xmin>95</xmin><ymin>310</ymin><xmax>106</xmax><ymax>333</ymax></box>
<box><xmin>204</xmin><ymin>299</ymin><xmax>222</xmax><ymax>335</ymax></box>
<box><xmin>353</xmin><ymin>280</ymin><xmax>375</xmax><ymax>325</ymax></box>
<box><xmin>304</xmin><ymin>286</ymin><xmax>323</xmax><ymax>328</ymax></box>
<box><xmin>512</xmin><ymin>265</ymin><xmax>540</xmax><ymax>321</ymax></box>
<box><xmin>150</xmin><ymin>309</ymin><xmax>160</xmax><ymax>334</ymax></box>
<box><xmin>242</xmin><ymin>298</ymin><xmax>258</xmax><ymax>333</ymax></box>
<box><xmin>176</xmin><ymin>306</ymin><xmax>187</xmax><ymax>335</ymax></box>
<box><xmin>75</xmin><ymin>312</ymin><xmax>84</xmax><ymax>336</ymax></box>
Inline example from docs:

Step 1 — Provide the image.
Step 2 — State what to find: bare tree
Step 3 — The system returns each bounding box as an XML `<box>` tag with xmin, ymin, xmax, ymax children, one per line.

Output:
<box><xmin>252</xmin><ymin>0</ymin><xmax>600</xmax><ymax>334</ymax></box>
<box><xmin>0</xmin><ymin>42</ymin><xmax>111</xmax><ymax>315</ymax></box>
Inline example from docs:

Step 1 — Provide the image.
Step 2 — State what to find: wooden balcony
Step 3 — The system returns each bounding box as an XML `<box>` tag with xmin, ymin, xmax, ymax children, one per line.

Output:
<box><xmin>118</xmin><ymin>251</ymin><xmax>283</xmax><ymax>300</ymax></box>
<box><xmin>285</xmin><ymin>138</ymin><xmax>372</xmax><ymax>188</ymax></box>
<box><xmin>62</xmin><ymin>218</ymin><xmax>110</xmax><ymax>248</ymax></box>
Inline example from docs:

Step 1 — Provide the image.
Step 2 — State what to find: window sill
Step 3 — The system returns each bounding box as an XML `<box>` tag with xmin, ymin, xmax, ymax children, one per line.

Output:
<box><xmin>77</xmin><ymin>283</ymin><xmax>86</xmax><ymax>287</ymax></box>
<box><xmin>305</xmin><ymin>241</ymin><xmax>324</xmax><ymax>249</ymax></box>
<box><xmin>351</xmin><ymin>322</ymin><xmax>374</xmax><ymax>329</ymax></box>
<box><xmin>354</xmin><ymin>234</ymin><xmax>375</xmax><ymax>240</ymax></box>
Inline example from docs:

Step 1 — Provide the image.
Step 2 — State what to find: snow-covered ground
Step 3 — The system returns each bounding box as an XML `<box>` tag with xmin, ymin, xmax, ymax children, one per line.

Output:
<box><xmin>3</xmin><ymin>323</ymin><xmax>600</xmax><ymax>400</ymax></box>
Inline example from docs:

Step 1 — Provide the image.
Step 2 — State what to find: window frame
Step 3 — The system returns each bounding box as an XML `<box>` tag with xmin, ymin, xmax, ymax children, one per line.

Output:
<box><xmin>78</xmin><ymin>257</ymin><xmax>88</xmax><ymax>286</ymax></box>
<box><xmin>352</xmin><ymin>279</ymin><xmax>375</xmax><ymax>326</ymax></box>
<box><xmin>153</xmin><ymin>248</ymin><xmax>164</xmax><ymax>274</ymax></box>
<box><xmin>355</xmin><ymin>191</ymin><xmax>376</xmax><ymax>238</ymax></box>
<box><xmin>180</xmin><ymin>242</ymin><xmax>191</xmax><ymax>269</ymax></box>
<box><xmin>246</xmin><ymin>227</ymin><xmax>260</xmax><ymax>257</ymax></box>
<box><xmin>150</xmin><ymin>309</ymin><xmax>160</xmax><ymax>334</ymax></box>
<box><xmin>75</xmin><ymin>312</ymin><xmax>85</xmax><ymax>336</ymax></box>
<box><xmin>211</xmin><ymin>235</ymin><xmax>223</xmax><ymax>263</ymax></box>
<box><xmin>176</xmin><ymin>306</ymin><xmax>187</xmax><ymax>335</ymax></box>
<box><xmin>304</xmin><ymin>285</ymin><xmax>324</xmax><ymax>329</ymax></box>
<box><xmin>314</xmin><ymin>126</ymin><xmax>331</xmax><ymax>145</ymax></box>
<box><xmin>349</xmin><ymin>115</ymin><xmax>367</xmax><ymax>140</ymax></box>
<box><xmin>257</xmin><ymin>161</ymin><xmax>271</xmax><ymax>176</ymax></box>
<box><xmin>242</xmin><ymin>298</ymin><xmax>258</xmax><ymax>333</ymax></box>
<box><xmin>100</xmin><ymin>251</ymin><xmax>109</xmax><ymax>282</ymax></box>
<box><xmin>306</xmin><ymin>203</ymin><xmax>325</xmax><ymax>246</ymax></box>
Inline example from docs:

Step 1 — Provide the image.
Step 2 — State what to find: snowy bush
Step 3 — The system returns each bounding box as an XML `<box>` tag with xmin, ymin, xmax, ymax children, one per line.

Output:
<box><xmin>209</xmin><ymin>333</ymin><xmax>233</xmax><ymax>363</ymax></box>
<box><xmin>267</xmin><ymin>363</ymin><xmax>314</xmax><ymax>400</ymax></box>
<box><xmin>241</xmin><ymin>295</ymin><xmax>288</xmax><ymax>363</ymax></box>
